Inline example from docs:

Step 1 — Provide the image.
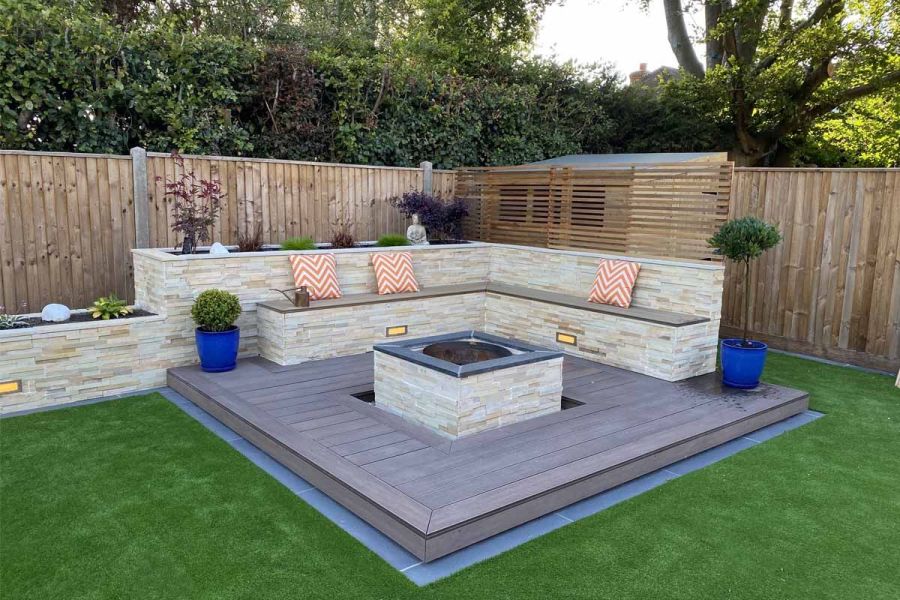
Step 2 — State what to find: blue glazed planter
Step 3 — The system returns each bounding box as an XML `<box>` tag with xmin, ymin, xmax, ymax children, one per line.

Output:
<box><xmin>195</xmin><ymin>326</ymin><xmax>240</xmax><ymax>373</ymax></box>
<box><xmin>720</xmin><ymin>338</ymin><xmax>767</xmax><ymax>389</ymax></box>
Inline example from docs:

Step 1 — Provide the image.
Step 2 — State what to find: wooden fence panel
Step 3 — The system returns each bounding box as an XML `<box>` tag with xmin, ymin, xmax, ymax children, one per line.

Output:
<box><xmin>144</xmin><ymin>153</ymin><xmax>453</xmax><ymax>248</ymax></box>
<box><xmin>0</xmin><ymin>150</ymin><xmax>451</xmax><ymax>313</ymax></box>
<box><xmin>723</xmin><ymin>168</ymin><xmax>900</xmax><ymax>371</ymax></box>
<box><xmin>457</xmin><ymin>162</ymin><xmax>733</xmax><ymax>261</ymax></box>
<box><xmin>0</xmin><ymin>151</ymin><xmax>134</xmax><ymax>313</ymax></box>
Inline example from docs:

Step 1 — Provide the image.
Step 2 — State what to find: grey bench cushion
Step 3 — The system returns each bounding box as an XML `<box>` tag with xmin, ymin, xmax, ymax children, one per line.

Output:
<box><xmin>257</xmin><ymin>281</ymin><xmax>708</xmax><ymax>327</ymax></box>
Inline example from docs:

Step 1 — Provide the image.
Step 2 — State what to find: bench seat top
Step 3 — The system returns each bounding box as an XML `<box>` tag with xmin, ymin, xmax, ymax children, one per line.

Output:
<box><xmin>257</xmin><ymin>281</ymin><xmax>708</xmax><ymax>327</ymax></box>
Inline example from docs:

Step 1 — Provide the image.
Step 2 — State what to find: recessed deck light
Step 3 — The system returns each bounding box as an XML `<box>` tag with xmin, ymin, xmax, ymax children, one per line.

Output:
<box><xmin>0</xmin><ymin>380</ymin><xmax>22</xmax><ymax>395</ymax></box>
<box><xmin>556</xmin><ymin>332</ymin><xmax>577</xmax><ymax>346</ymax></box>
<box><xmin>385</xmin><ymin>325</ymin><xmax>408</xmax><ymax>337</ymax></box>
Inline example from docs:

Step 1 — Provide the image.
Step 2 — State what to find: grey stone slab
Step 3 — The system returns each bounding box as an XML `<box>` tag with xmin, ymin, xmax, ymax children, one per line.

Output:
<box><xmin>297</xmin><ymin>488</ymin><xmax>421</xmax><ymax>571</ymax></box>
<box><xmin>665</xmin><ymin>436</ymin><xmax>759</xmax><ymax>475</ymax></box>
<box><xmin>161</xmin><ymin>389</ymin><xmax>242</xmax><ymax>442</ymax></box>
<box><xmin>228</xmin><ymin>439</ymin><xmax>314</xmax><ymax>495</ymax></box>
<box><xmin>402</xmin><ymin>512</ymin><xmax>570</xmax><ymax>586</ymax></box>
<box><xmin>742</xmin><ymin>410</ymin><xmax>824</xmax><ymax>443</ymax></box>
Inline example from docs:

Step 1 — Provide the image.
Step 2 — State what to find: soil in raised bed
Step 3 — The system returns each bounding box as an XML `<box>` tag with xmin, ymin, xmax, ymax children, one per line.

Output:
<box><xmin>164</xmin><ymin>240</ymin><xmax>471</xmax><ymax>254</ymax></box>
<box><xmin>9</xmin><ymin>309</ymin><xmax>157</xmax><ymax>330</ymax></box>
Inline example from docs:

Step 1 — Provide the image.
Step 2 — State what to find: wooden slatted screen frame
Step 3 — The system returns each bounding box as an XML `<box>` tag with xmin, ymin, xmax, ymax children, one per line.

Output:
<box><xmin>457</xmin><ymin>162</ymin><xmax>734</xmax><ymax>261</ymax></box>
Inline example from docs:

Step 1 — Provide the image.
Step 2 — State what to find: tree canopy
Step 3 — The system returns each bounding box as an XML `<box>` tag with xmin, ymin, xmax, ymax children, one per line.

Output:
<box><xmin>657</xmin><ymin>0</ymin><xmax>900</xmax><ymax>165</ymax></box>
<box><xmin>1</xmin><ymin>0</ymin><xmax>897</xmax><ymax>167</ymax></box>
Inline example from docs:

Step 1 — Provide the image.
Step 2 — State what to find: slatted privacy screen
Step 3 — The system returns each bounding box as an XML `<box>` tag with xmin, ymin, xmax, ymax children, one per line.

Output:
<box><xmin>457</xmin><ymin>162</ymin><xmax>733</xmax><ymax>261</ymax></box>
<box><xmin>724</xmin><ymin>168</ymin><xmax>900</xmax><ymax>371</ymax></box>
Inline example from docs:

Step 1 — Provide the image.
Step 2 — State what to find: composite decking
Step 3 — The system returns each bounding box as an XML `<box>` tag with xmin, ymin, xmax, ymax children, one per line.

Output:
<box><xmin>168</xmin><ymin>353</ymin><xmax>808</xmax><ymax>561</ymax></box>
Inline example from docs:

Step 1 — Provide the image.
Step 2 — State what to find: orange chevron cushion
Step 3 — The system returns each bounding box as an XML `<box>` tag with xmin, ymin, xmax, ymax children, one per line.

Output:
<box><xmin>288</xmin><ymin>254</ymin><xmax>342</xmax><ymax>300</ymax></box>
<box><xmin>371</xmin><ymin>252</ymin><xmax>419</xmax><ymax>295</ymax></box>
<box><xmin>588</xmin><ymin>259</ymin><xmax>641</xmax><ymax>308</ymax></box>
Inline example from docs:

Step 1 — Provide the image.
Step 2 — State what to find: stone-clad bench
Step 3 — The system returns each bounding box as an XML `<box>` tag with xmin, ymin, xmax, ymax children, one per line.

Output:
<box><xmin>256</xmin><ymin>284</ymin><xmax>488</xmax><ymax>365</ymax></box>
<box><xmin>256</xmin><ymin>281</ymin><xmax>714</xmax><ymax>381</ymax></box>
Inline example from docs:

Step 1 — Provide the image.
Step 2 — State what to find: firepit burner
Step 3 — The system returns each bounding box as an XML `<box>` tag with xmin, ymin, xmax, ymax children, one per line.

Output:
<box><xmin>422</xmin><ymin>340</ymin><xmax>512</xmax><ymax>365</ymax></box>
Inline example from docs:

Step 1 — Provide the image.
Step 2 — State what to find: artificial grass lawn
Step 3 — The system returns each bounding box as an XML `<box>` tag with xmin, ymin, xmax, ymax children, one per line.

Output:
<box><xmin>1</xmin><ymin>354</ymin><xmax>898</xmax><ymax>599</ymax></box>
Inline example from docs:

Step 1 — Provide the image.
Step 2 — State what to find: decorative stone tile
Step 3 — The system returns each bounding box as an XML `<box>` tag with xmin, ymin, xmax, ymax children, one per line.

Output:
<box><xmin>374</xmin><ymin>351</ymin><xmax>563</xmax><ymax>438</ymax></box>
<box><xmin>0</xmin><ymin>315</ymin><xmax>169</xmax><ymax>414</ymax></box>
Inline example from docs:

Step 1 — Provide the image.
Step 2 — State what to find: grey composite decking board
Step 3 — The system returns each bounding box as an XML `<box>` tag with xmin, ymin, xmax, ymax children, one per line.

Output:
<box><xmin>167</xmin><ymin>353</ymin><xmax>808</xmax><ymax>562</ymax></box>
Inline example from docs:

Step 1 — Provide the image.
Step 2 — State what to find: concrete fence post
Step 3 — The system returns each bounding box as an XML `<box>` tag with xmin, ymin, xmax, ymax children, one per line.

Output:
<box><xmin>420</xmin><ymin>161</ymin><xmax>433</xmax><ymax>196</ymax></box>
<box><xmin>130</xmin><ymin>147</ymin><xmax>150</xmax><ymax>249</ymax></box>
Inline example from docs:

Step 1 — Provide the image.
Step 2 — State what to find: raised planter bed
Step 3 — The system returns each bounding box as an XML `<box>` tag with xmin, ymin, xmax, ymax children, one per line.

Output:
<box><xmin>0</xmin><ymin>310</ymin><xmax>167</xmax><ymax>414</ymax></box>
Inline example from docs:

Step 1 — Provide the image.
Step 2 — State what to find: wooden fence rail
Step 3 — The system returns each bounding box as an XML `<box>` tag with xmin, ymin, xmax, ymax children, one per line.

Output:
<box><xmin>0</xmin><ymin>149</ymin><xmax>453</xmax><ymax>312</ymax></box>
<box><xmin>457</xmin><ymin>162</ymin><xmax>734</xmax><ymax>261</ymax></box>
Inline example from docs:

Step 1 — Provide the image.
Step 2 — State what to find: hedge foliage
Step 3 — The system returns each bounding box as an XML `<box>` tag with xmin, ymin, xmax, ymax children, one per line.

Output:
<box><xmin>0</xmin><ymin>0</ymin><xmax>725</xmax><ymax>168</ymax></box>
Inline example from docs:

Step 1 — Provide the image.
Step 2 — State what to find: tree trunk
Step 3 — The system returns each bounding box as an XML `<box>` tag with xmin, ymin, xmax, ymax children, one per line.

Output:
<box><xmin>662</xmin><ymin>0</ymin><xmax>705</xmax><ymax>77</ymax></box>
<box><xmin>729</xmin><ymin>146</ymin><xmax>762</xmax><ymax>167</ymax></box>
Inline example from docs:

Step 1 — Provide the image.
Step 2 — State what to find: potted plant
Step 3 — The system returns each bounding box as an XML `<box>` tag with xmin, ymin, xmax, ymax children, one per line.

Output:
<box><xmin>708</xmin><ymin>216</ymin><xmax>782</xmax><ymax>388</ymax></box>
<box><xmin>191</xmin><ymin>289</ymin><xmax>242</xmax><ymax>373</ymax></box>
<box><xmin>392</xmin><ymin>191</ymin><xmax>469</xmax><ymax>242</ymax></box>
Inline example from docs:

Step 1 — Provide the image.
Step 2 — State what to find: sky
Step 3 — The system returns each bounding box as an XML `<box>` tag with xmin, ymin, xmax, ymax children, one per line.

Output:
<box><xmin>534</xmin><ymin>0</ymin><xmax>705</xmax><ymax>81</ymax></box>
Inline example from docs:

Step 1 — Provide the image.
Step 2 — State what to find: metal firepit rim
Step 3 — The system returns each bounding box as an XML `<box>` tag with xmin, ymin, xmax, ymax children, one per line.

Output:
<box><xmin>373</xmin><ymin>330</ymin><xmax>563</xmax><ymax>378</ymax></box>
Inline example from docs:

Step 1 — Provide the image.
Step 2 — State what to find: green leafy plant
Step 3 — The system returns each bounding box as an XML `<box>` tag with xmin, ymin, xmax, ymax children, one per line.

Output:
<box><xmin>376</xmin><ymin>234</ymin><xmax>410</xmax><ymax>247</ymax></box>
<box><xmin>0</xmin><ymin>310</ymin><xmax>28</xmax><ymax>330</ymax></box>
<box><xmin>281</xmin><ymin>236</ymin><xmax>316</xmax><ymax>251</ymax></box>
<box><xmin>191</xmin><ymin>290</ymin><xmax>242</xmax><ymax>332</ymax></box>
<box><xmin>708</xmin><ymin>217</ymin><xmax>782</xmax><ymax>345</ymax></box>
<box><xmin>90</xmin><ymin>295</ymin><xmax>133</xmax><ymax>320</ymax></box>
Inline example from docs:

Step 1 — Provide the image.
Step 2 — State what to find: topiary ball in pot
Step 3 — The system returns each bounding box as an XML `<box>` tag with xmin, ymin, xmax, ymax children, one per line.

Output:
<box><xmin>191</xmin><ymin>289</ymin><xmax>242</xmax><ymax>373</ymax></box>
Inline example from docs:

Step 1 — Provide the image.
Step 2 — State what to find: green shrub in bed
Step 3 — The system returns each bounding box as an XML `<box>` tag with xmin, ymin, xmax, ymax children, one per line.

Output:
<box><xmin>375</xmin><ymin>234</ymin><xmax>410</xmax><ymax>247</ymax></box>
<box><xmin>90</xmin><ymin>294</ymin><xmax>133</xmax><ymax>320</ymax></box>
<box><xmin>281</xmin><ymin>236</ymin><xmax>316</xmax><ymax>251</ymax></box>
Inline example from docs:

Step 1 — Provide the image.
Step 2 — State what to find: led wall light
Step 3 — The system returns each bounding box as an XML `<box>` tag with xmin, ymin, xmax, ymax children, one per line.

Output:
<box><xmin>556</xmin><ymin>332</ymin><xmax>577</xmax><ymax>346</ymax></box>
<box><xmin>0</xmin><ymin>380</ymin><xmax>22</xmax><ymax>395</ymax></box>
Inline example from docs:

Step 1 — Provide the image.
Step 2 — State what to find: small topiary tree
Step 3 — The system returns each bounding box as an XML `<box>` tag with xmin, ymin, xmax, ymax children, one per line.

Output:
<box><xmin>191</xmin><ymin>289</ymin><xmax>242</xmax><ymax>332</ymax></box>
<box><xmin>708</xmin><ymin>216</ymin><xmax>782</xmax><ymax>346</ymax></box>
<box><xmin>158</xmin><ymin>152</ymin><xmax>225</xmax><ymax>254</ymax></box>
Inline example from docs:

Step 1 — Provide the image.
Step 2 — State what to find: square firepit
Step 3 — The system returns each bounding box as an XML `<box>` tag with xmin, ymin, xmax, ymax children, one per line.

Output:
<box><xmin>373</xmin><ymin>331</ymin><xmax>563</xmax><ymax>438</ymax></box>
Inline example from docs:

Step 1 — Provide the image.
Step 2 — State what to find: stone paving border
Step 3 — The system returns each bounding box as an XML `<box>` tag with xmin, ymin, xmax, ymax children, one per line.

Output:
<box><xmin>2</xmin><ymin>387</ymin><xmax>823</xmax><ymax>587</ymax></box>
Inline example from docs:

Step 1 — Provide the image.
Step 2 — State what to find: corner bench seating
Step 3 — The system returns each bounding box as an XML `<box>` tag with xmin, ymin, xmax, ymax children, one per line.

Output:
<box><xmin>259</xmin><ymin>282</ymin><xmax>706</xmax><ymax>327</ymax></box>
<box><xmin>256</xmin><ymin>281</ymin><xmax>714</xmax><ymax>381</ymax></box>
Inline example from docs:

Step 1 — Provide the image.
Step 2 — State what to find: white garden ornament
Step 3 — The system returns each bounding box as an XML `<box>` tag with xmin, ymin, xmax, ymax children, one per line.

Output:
<box><xmin>41</xmin><ymin>303</ymin><xmax>71</xmax><ymax>322</ymax></box>
<box><xmin>209</xmin><ymin>242</ymin><xmax>230</xmax><ymax>256</ymax></box>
